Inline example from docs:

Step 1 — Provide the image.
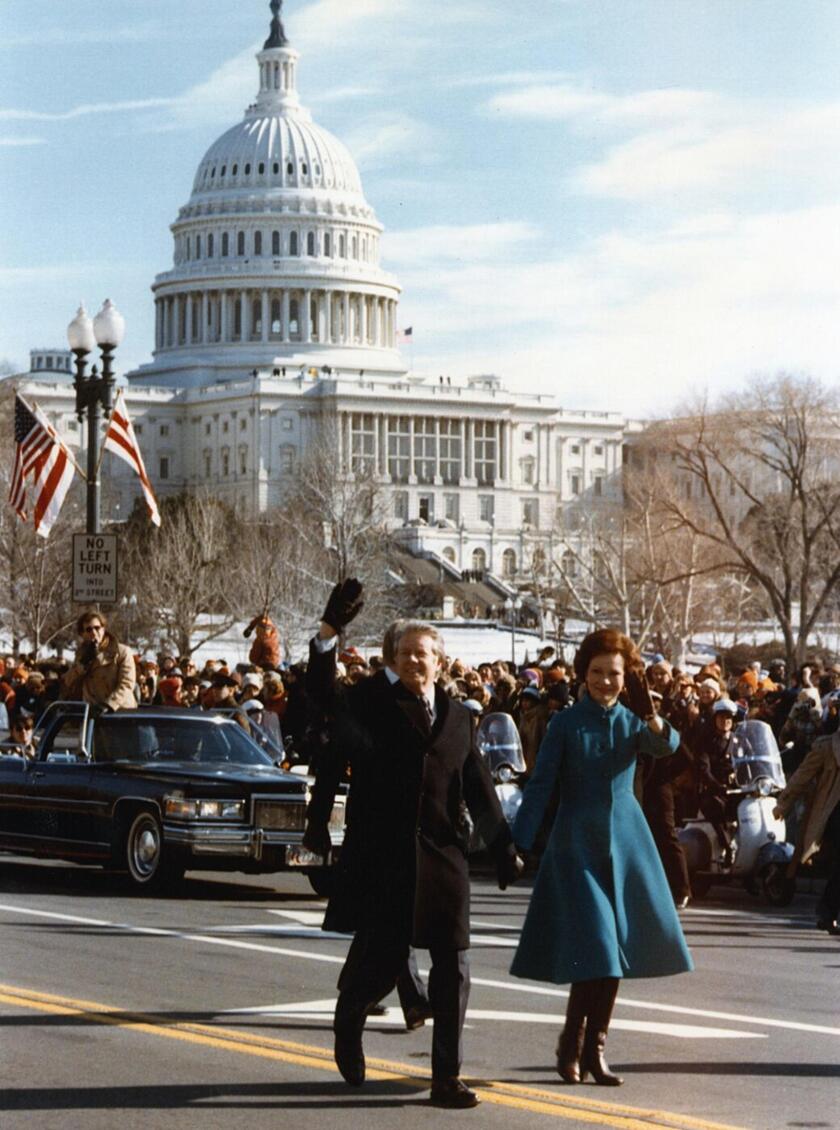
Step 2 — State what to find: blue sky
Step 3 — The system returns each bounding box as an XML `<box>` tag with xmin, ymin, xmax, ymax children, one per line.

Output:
<box><xmin>2</xmin><ymin>0</ymin><xmax>840</xmax><ymax>415</ymax></box>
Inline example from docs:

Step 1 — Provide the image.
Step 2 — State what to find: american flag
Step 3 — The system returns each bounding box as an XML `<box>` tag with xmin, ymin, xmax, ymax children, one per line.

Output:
<box><xmin>397</xmin><ymin>326</ymin><xmax>413</xmax><ymax>344</ymax></box>
<box><xmin>102</xmin><ymin>390</ymin><xmax>161</xmax><ymax>526</ymax></box>
<box><xmin>9</xmin><ymin>394</ymin><xmax>77</xmax><ymax>538</ymax></box>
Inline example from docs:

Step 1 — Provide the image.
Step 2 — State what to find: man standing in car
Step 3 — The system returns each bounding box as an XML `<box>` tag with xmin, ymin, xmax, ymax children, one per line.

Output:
<box><xmin>61</xmin><ymin>611</ymin><xmax>136</xmax><ymax>711</ymax></box>
<box><xmin>303</xmin><ymin>580</ymin><xmax>522</xmax><ymax>1109</ymax></box>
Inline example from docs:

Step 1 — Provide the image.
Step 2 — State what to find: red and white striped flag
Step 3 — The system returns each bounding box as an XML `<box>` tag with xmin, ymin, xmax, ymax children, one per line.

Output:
<box><xmin>9</xmin><ymin>394</ymin><xmax>77</xmax><ymax>538</ymax></box>
<box><xmin>102</xmin><ymin>390</ymin><xmax>161</xmax><ymax>526</ymax></box>
<box><xmin>397</xmin><ymin>326</ymin><xmax>413</xmax><ymax>344</ymax></box>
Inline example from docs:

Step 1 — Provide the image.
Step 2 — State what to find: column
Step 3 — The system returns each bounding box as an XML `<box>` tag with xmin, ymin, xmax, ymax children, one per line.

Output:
<box><xmin>373</xmin><ymin>412</ymin><xmax>380</xmax><ymax>471</ymax></box>
<box><xmin>154</xmin><ymin>301</ymin><xmax>161</xmax><ymax>350</ymax></box>
<box><xmin>201</xmin><ymin>291</ymin><xmax>209</xmax><ymax>345</ymax></box>
<box><xmin>184</xmin><ymin>294</ymin><xmax>193</xmax><ymax>345</ymax></box>
<box><xmin>465</xmin><ymin>419</ymin><xmax>474</xmax><ymax>479</ymax></box>
<box><xmin>379</xmin><ymin>416</ymin><xmax>388</xmax><ymax>475</ymax></box>
<box><xmin>458</xmin><ymin>418</ymin><xmax>466</xmax><ymax>482</ymax></box>
<box><xmin>544</xmin><ymin>424</ymin><xmax>554</xmax><ymax>486</ymax></box>
<box><xmin>260</xmin><ymin>290</ymin><xmax>269</xmax><ymax>343</ymax></box>
<box><xmin>581</xmin><ymin>437</ymin><xmax>589</xmax><ymax>493</ymax></box>
<box><xmin>343</xmin><ymin>412</ymin><xmax>352</xmax><ymax>472</ymax></box>
<box><xmin>499</xmin><ymin>421</ymin><xmax>507</xmax><ymax>482</ymax></box>
<box><xmin>220</xmin><ymin>291</ymin><xmax>229</xmax><ymax>343</ymax></box>
<box><xmin>409</xmin><ymin>415</ymin><xmax>416</xmax><ymax>479</ymax></box>
<box><xmin>241</xmin><ymin>289</ymin><xmax>250</xmax><ymax>342</ymax></box>
<box><xmin>318</xmin><ymin>291</ymin><xmax>327</xmax><ymax>343</ymax></box>
<box><xmin>535</xmin><ymin>423</ymin><xmax>542</xmax><ymax>487</ymax></box>
<box><xmin>360</xmin><ymin>294</ymin><xmax>368</xmax><ymax>345</ymax></box>
<box><xmin>303</xmin><ymin>289</ymin><xmax>312</xmax><ymax>344</ymax></box>
<box><xmin>434</xmin><ymin>416</ymin><xmax>441</xmax><ymax>481</ymax></box>
<box><xmin>343</xmin><ymin>292</ymin><xmax>350</xmax><ymax>345</ymax></box>
<box><xmin>556</xmin><ymin>436</ymin><xmax>566</xmax><ymax>496</ymax></box>
<box><xmin>371</xmin><ymin>298</ymin><xmax>380</xmax><ymax>346</ymax></box>
<box><xmin>162</xmin><ymin>298</ymin><xmax>171</xmax><ymax>348</ymax></box>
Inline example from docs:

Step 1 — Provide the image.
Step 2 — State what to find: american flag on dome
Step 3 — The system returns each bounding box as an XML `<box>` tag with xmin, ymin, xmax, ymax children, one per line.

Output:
<box><xmin>102</xmin><ymin>390</ymin><xmax>161</xmax><ymax>526</ymax></box>
<box><xmin>397</xmin><ymin>326</ymin><xmax>413</xmax><ymax>344</ymax></box>
<box><xmin>9</xmin><ymin>394</ymin><xmax>77</xmax><ymax>538</ymax></box>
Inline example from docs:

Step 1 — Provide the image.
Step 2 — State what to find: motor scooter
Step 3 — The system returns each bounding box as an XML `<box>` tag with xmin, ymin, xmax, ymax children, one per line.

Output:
<box><xmin>677</xmin><ymin>719</ymin><xmax>795</xmax><ymax>906</ymax></box>
<box><xmin>470</xmin><ymin>712</ymin><xmax>526</xmax><ymax>850</ymax></box>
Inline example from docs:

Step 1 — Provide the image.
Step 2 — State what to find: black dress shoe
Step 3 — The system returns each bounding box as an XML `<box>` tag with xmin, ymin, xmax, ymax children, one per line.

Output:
<box><xmin>430</xmin><ymin>1078</ymin><xmax>479</xmax><ymax>1108</ymax></box>
<box><xmin>404</xmin><ymin>1002</ymin><xmax>433</xmax><ymax>1031</ymax></box>
<box><xmin>366</xmin><ymin>1003</ymin><xmax>388</xmax><ymax>1017</ymax></box>
<box><xmin>334</xmin><ymin>1030</ymin><xmax>365</xmax><ymax>1087</ymax></box>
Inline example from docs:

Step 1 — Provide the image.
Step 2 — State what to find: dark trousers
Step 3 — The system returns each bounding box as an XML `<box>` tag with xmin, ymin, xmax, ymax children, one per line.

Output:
<box><xmin>396</xmin><ymin>947</ymin><xmax>429</xmax><ymax>1013</ymax></box>
<box><xmin>643</xmin><ymin>779</ymin><xmax>691</xmax><ymax>901</ymax></box>
<box><xmin>817</xmin><ymin>803</ymin><xmax>840</xmax><ymax>921</ymax></box>
<box><xmin>336</xmin><ymin>927</ymin><xmax>469</xmax><ymax>1079</ymax></box>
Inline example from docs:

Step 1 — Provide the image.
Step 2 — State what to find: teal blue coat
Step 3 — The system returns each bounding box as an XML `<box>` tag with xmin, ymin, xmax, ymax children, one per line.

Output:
<box><xmin>510</xmin><ymin>694</ymin><xmax>694</xmax><ymax>985</ymax></box>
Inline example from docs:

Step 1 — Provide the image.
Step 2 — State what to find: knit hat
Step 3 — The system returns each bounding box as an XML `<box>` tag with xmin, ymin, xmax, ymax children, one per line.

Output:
<box><xmin>737</xmin><ymin>670</ymin><xmax>759</xmax><ymax>690</ymax></box>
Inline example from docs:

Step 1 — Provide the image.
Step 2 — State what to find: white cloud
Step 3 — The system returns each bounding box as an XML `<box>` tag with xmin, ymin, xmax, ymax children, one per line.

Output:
<box><xmin>167</xmin><ymin>44</ymin><xmax>259</xmax><ymax>130</ymax></box>
<box><xmin>343</xmin><ymin>113</ymin><xmax>440</xmax><ymax>168</ymax></box>
<box><xmin>293</xmin><ymin>0</ymin><xmax>411</xmax><ymax>46</ymax></box>
<box><xmin>0</xmin><ymin>136</ymin><xmax>46</xmax><ymax>147</ymax></box>
<box><xmin>392</xmin><ymin>205</ymin><xmax>840</xmax><ymax>415</ymax></box>
<box><xmin>1</xmin><ymin>24</ymin><xmax>159</xmax><ymax>48</ymax></box>
<box><xmin>0</xmin><ymin>99</ymin><xmax>178</xmax><ymax>123</ymax></box>
<box><xmin>385</xmin><ymin>222</ymin><xmax>539</xmax><ymax>264</ymax></box>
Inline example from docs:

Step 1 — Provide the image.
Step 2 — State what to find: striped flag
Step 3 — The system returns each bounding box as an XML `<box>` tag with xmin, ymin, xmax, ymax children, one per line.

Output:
<box><xmin>102</xmin><ymin>390</ymin><xmax>161</xmax><ymax>526</ymax></box>
<box><xmin>9</xmin><ymin>394</ymin><xmax>77</xmax><ymax>538</ymax></box>
<box><xmin>397</xmin><ymin>326</ymin><xmax>413</xmax><ymax>344</ymax></box>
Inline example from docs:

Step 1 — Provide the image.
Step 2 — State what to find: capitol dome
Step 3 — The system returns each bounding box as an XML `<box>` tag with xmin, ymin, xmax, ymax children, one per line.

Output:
<box><xmin>131</xmin><ymin>0</ymin><xmax>404</xmax><ymax>389</ymax></box>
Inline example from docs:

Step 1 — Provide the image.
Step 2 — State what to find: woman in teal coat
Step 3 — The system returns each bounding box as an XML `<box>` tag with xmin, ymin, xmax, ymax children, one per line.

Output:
<box><xmin>510</xmin><ymin>629</ymin><xmax>693</xmax><ymax>1086</ymax></box>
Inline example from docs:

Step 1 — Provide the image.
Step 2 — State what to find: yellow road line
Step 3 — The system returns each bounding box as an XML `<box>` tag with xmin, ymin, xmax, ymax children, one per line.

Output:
<box><xmin>0</xmin><ymin>984</ymin><xmax>748</xmax><ymax>1130</ymax></box>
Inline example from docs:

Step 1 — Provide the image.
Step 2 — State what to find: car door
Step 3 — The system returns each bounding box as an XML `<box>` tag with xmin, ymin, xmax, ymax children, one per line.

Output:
<box><xmin>27</xmin><ymin>710</ymin><xmax>102</xmax><ymax>857</ymax></box>
<box><xmin>0</xmin><ymin>745</ymin><xmax>35</xmax><ymax>850</ymax></box>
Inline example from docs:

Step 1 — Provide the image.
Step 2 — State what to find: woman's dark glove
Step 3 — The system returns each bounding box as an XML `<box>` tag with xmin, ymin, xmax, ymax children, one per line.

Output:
<box><xmin>623</xmin><ymin>669</ymin><xmax>655</xmax><ymax>720</ymax></box>
<box><xmin>496</xmin><ymin>843</ymin><xmax>525</xmax><ymax>890</ymax></box>
<box><xmin>322</xmin><ymin>579</ymin><xmax>364</xmax><ymax>632</ymax></box>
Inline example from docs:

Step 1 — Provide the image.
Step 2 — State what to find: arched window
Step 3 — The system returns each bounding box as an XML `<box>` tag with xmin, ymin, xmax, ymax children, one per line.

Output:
<box><xmin>254</xmin><ymin>231</ymin><xmax>262</xmax><ymax>256</ymax></box>
<box><xmin>196</xmin><ymin>234</ymin><xmax>202</xmax><ymax>259</ymax></box>
<box><xmin>443</xmin><ymin>547</ymin><xmax>456</xmax><ymax>564</ymax></box>
<box><xmin>339</xmin><ymin>233</ymin><xmax>346</xmax><ymax>258</ymax></box>
<box><xmin>186</xmin><ymin>236</ymin><xmax>191</xmax><ymax>260</ymax></box>
<box><xmin>471</xmin><ymin>548</ymin><xmax>487</xmax><ymax>573</ymax></box>
<box><xmin>258</xmin><ymin>162</ymin><xmax>265</xmax><ymax>175</ymax></box>
<box><xmin>270</xmin><ymin>299</ymin><xmax>282</xmax><ymax>339</ymax></box>
<box><xmin>324</xmin><ymin>232</ymin><xmax>332</xmax><ymax>257</ymax></box>
<box><xmin>221</xmin><ymin>232</ymin><xmax>229</xmax><ymax>257</ymax></box>
<box><xmin>532</xmin><ymin>547</ymin><xmax>547</xmax><ymax>576</ymax></box>
<box><xmin>352</xmin><ymin>235</ymin><xmax>358</xmax><ymax>259</ymax></box>
<box><xmin>307</xmin><ymin>231</ymin><xmax>316</xmax><ymax>256</ymax></box>
<box><xmin>237</xmin><ymin>231</ymin><xmax>245</xmax><ymax>256</ymax></box>
<box><xmin>289</xmin><ymin>231</ymin><xmax>299</xmax><ymax>256</ymax></box>
<box><xmin>272</xmin><ymin>230</ymin><xmax>281</xmax><ymax>256</ymax></box>
<box><xmin>561</xmin><ymin>550</ymin><xmax>578</xmax><ymax>579</ymax></box>
<box><xmin>207</xmin><ymin>233</ymin><xmax>214</xmax><ymax>258</ymax></box>
<box><xmin>502</xmin><ymin>549</ymin><xmax>517</xmax><ymax>578</ymax></box>
<box><xmin>234</xmin><ymin>298</ymin><xmax>242</xmax><ymax>338</ymax></box>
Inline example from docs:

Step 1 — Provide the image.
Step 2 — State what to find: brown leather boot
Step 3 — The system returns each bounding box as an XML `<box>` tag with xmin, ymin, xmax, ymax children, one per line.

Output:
<box><xmin>555</xmin><ymin>981</ymin><xmax>589</xmax><ymax>1083</ymax></box>
<box><xmin>580</xmin><ymin>977</ymin><xmax>624</xmax><ymax>1086</ymax></box>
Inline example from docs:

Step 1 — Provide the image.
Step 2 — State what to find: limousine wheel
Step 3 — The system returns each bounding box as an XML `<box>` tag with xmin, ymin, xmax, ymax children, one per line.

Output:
<box><xmin>124</xmin><ymin>810</ymin><xmax>164</xmax><ymax>887</ymax></box>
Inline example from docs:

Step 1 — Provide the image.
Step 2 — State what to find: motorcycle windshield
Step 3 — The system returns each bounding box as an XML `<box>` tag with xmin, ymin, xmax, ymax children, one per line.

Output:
<box><xmin>732</xmin><ymin>719</ymin><xmax>786</xmax><ymax>788</ymax></box>
<box><xmin>476</xmin><ymin>712</ymin><xmax>526</xmax><ymax>774</ymax></box>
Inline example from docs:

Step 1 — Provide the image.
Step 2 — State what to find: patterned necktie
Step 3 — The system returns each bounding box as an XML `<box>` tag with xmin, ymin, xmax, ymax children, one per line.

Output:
<box><xmin>418</xmin><ymin>695</ymin><xmax>434</xmax><ymax>732</ymax></box>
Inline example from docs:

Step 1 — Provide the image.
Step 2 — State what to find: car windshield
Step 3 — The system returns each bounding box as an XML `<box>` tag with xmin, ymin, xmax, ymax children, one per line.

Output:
<box><xmin>91</xmin><ymin>716</ymin><xmax>274</xmax><ymax>767</ymax></box>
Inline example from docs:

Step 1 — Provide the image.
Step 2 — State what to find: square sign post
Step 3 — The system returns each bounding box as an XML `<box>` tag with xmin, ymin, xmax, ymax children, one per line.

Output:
<box><xmin>72</xmin><ymin>533</ymin><xmax>118</xmax><ymax>605</ymax></box>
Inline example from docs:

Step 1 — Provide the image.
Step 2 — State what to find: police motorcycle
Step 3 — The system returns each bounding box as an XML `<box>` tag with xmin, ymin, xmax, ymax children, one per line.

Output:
<box><xmin>678</xmin><ymin>715</ymin><xmax>795</xmax><ymax>906</ymax></box>
<box><xmin>468</xmin><ymin>712</ymin><xmax>526</xmax><ymax>850</ymax></box>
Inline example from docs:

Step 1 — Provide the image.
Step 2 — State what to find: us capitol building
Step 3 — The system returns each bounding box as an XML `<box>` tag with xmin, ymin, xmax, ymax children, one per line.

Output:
<box><xmin>16</xmin><ymin>2</ymin><xmax>635</xmax><ymax>585</ymax></box>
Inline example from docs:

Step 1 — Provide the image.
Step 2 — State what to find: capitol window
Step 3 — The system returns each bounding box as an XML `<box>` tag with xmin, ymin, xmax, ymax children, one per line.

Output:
<box><xmin>273</xmin><ymin>162</ymin><xmax>279</xmax><ymax>175</ymax></box>
<box><xmin>221</xmin><ymin>233</ymin><xmax>229</xmax><ymax>257</ymax></box>
<box><xmin>502</xmin><ymin>549</ymin><xmax>517</xmax><ymax>578</ymax></box>
<box><xmin>444</xmin><ymin>493</ymin><xmax>459</xmax><ymax>522</ymax></box>
<box><xmin>221</xmin><ymin>450</ymin><xmax>230</xmax><ymax>477</ymax></box>
<box><xmin>387</xmin><ymin>417</ymin><xmax>411</xmax><ymax>482</ymax></box>
<box><xmin>232</xmin><ymin>164</ymin><xmax>238</xmax><ymax>175</ymax></box>
<box><xmin>351</xmin><ymin>413</ymin><xmax>375</xmax><ymax>472</ymax></box>
<box><xmin>474</xmin><ymin>421</ymin><xmax>497</xmax><ymax>485</ymax></box>
<box><xmin>307</xmin><ymin>231</ymin><xmax>316</xmax><ymax>256</ymax></box>
<box><xmin>196</xmin><ymin>235</ymin><xmax>202</xmax><ymax>258</ymax></box>
<box><xmin>324</xmin><ymin>232</ymin><xmax>332</xmax><ymax>257</ymax></box>
<box><xmin>239</xmin><ymin>447</ymin><xmax>248</xmax><ymax>475</ymax></box>
<box><xmin>279</xmin><ymin>446</ymin><xmax>295</xmax><ymax>474</ymax></box>
<box><xmin>594</xmin><ymin>475</ymin><xmax>604</xmax><ymax>496</ymax></box>
<box><xmin>258</xmin><ymin>162</ymin><xmax>265</xmax><ymax>175</ymax></box>
<box><xmin>339</xmin><ymin>233</ymin><xmax>346</xmax><ymax>257</ymax></box>
<box><xmin>244</xmin><ymin>163</ymin><xmax>251</xmax><ymax>174</ymax></box>
<box><xmin>159</xmin><ymin>424</ymin><xmax>169</xmax><ymax>438</ymax></box>
<box><xmin>522</xmin><ymin>499</ymin><xmax>539</xmax><ymax>527</ymax></box>
<box><xmin>439</xmin><ymin>419</ymin><xmax>462</xmax><ymax>483</ymax></box>
<box><xmin>472</xmin><ymin>548</ymin><xmax>487</xmax><ymax>573</ymax></box>
<box><xmin>208</xmin><ymin>233</ymin><xmax>214</xmax><ymax>257</ymax></box>
<box><xmin>414</xmin><ymin>418</ymin><xmax>436</xmax><ymax>484</ymax></box>
<box><xmin>271</xmin><ymin>299</ymin><xmax>283</xmax><ymax>339</ymax></box>
<box><xmin>254</xmin><ymin>231</ymin><xmax>262</xmax><ymax>256</ymax></box>
<box><xmin>239</xmin><ymin>418</ymin><xmax>247</xmax><ymax>432</ymax></box>
<box><xmin>479</xmin><ymin>495</ymin><xmax>494</xmax><ymax>523</ymax></box>
<box><xmin>287</xmin><ymin>161</ymin><xmax>293</xmax><ymax>176</ymax></box>
<box><xmin>221</xmin><ymin>165</ymin><xmax>226</xmax><ymax>177</ymax></box>
<box><xmin>281</xmin><ymin>417</ymin><xmax>293</xmax><ymax>431</ymax></box>
<box><xmin>159</xmin><ymin>457</ymin><xmax>170</xmax><ymax>481</ymax></box>
<box><xmin>290</xmin><ymin>231</ymin><xmax>299</xmax><ymax>256</ymax></box>
<box><xmin>393</xmin><ymin>492</ymin><xmax>409</xmax><ymax>521</ymax></box>
<box><xmin>237</xmin><ymin>231</ymin><xmax>245</xmax><ymax>256</ymax></box>
<box><xmin>205</xmin><ymin>423</ymin><xmax>211</xmax><ymax>436</ymax></box>
<box><xmin>203</xmin><ymin>451</ymin><xmax>212</xmax><ymax>477</ymax></box>
<box><xmin>272</xmin><ymin>230</ymin><xmax>281</xmax><ymax>256</ymax></box>
<box><xmin>222</xmin><ymin>420</ymin><xmax>230</xmax><ymax>434</ymax></box>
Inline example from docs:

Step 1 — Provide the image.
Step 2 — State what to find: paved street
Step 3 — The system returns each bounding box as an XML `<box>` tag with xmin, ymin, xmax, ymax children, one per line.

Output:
<box><xmin>1</xmin><ymin>857</ymin><xmax>837</xmax><ymax>1130</ymax></box>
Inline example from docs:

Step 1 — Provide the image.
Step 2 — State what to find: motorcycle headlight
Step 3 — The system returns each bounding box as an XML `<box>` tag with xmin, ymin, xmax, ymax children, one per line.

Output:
<box><xmin>164</xmin><ymin>797</ymin><xmax>245</xmax><ymax>820</ymax></box>
<box><xmin>495</xmin><ymin>764</ymin><xmax>514</xmax><ymax>784</ymax></box>
<box><xmin>755</xmin><ymin>777</ymin><xmax>773</xmax><ymax>797</ymax></box>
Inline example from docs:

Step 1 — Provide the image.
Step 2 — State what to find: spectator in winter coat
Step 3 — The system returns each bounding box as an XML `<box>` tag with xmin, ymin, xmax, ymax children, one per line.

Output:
<box><xmin>244</xmin><ymin>614</ymin><xmax>282</xmax><ymax>669</ymax></box>
<box><xmin>62</xmin><ymin>612</ymin><xmax>137</xmax><ymax>711</ymax></box>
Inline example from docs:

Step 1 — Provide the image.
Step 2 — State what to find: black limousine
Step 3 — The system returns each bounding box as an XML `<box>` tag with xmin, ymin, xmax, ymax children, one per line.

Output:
<box><xmin>0</xmin><ymin>702</ymin><xmax>344</xmax><ymax>891</ymax></box>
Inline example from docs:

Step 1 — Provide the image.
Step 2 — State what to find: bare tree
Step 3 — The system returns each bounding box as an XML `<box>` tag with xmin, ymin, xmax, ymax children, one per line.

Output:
<box><xmin>120</xmin><ymin>492</ymin><xmax>241</xmax><ymax>656</ymax></box>
<box><xmin>644</xmin><ymin>374</ymin><xmax>840</xmax><ymax>668</ymax></box>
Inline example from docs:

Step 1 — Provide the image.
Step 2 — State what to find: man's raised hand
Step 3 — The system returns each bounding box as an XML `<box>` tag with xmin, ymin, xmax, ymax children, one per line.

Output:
<box><xmin>322</xmin><ymin>578</ymin><xmax>364</xmax><ymax>633</ymax></box>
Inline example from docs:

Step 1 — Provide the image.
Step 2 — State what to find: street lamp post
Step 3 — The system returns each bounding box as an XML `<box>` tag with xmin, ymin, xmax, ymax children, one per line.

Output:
<box><xmin>503</xmin><ymin>595</ymin><xmax>523</xmax><ymax>667</ymax></box>
<box><xmin>67</xmin><ymin>300</ymin><xmax>126</xmax><ymax>534</ymax></box>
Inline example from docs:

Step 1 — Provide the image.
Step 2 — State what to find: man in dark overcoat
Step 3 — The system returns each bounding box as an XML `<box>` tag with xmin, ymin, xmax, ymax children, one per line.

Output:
<box><xmin>303</xmin><ymin>581</ymin><xmax>522</xmax><ymax>1109</ymax></box>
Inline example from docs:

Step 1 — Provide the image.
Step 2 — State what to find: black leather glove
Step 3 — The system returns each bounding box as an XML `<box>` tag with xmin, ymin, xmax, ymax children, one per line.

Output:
<box><xmin>496</xmin><ymin>843</ymin><xmax>525</xmax><ymax>891</ymax></box>
<box><xmin>79</xmin><ymin>640</ymin><xmax>98</xmax><ymax>668</ymax></box>
<box><xmin>623</xmin><ymin>668</ymin><xmax>655</xmax><ymax>721</ymax></box>
<box><xmin>322</xmin><ymin>578</ymin><xmax>364</xmax><ymax>633</ymax></box>
<box><xmin>302</xmin><ymin>823</ymin><xmax>331</xmax><ymax>858</ymax></box>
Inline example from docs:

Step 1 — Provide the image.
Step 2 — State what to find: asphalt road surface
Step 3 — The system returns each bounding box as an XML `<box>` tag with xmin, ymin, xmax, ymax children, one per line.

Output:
<box><xmin>1</xmin><ymin>857</ymin><xmax>837</xmax><ymax>1130</ymax></box>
